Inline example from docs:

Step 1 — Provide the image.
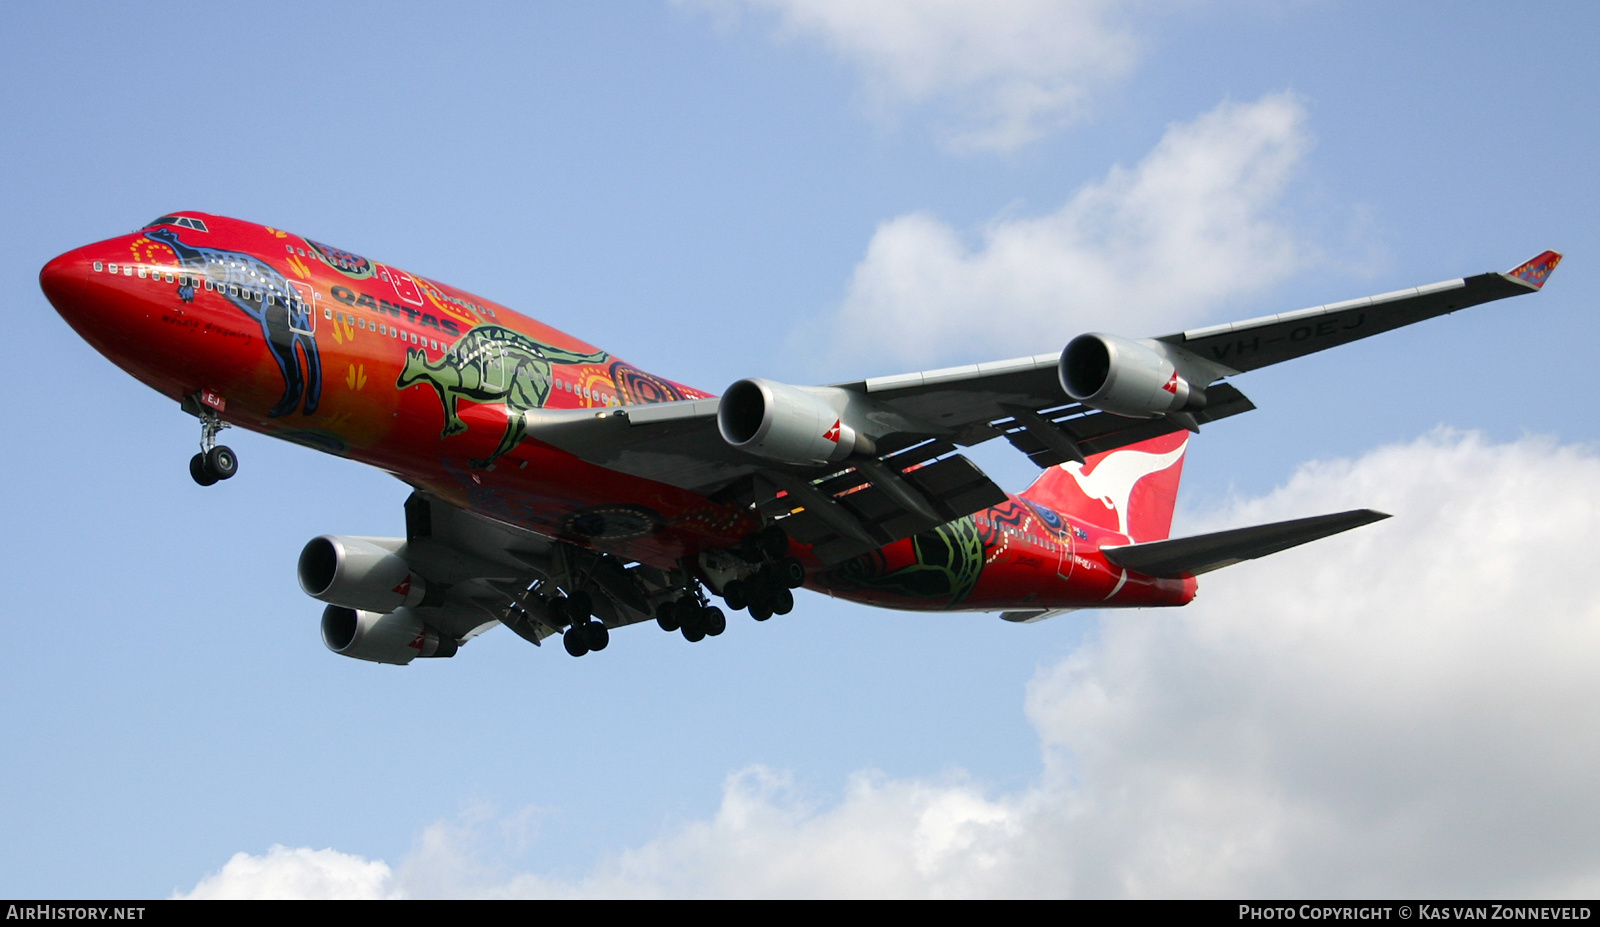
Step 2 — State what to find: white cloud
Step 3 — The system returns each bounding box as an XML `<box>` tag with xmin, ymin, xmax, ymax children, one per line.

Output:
<box><xmin>692</xmin><ymin>0</ymin><xmax>1138</xmax><ymax>151</ymax></box>
<box><xmin>192</xmin><ymin>430</ymin><xmax>1600</xmax><ymax>897</ymax></box>
<box><xmin>821</xmin><ymin>93</ymin><xmax>1312</xmax><ymax>371</ymax></box>
<box><xmin>174</xmin><ymin>844</ymin><xmax>397</xmax><ymax>900</ymax></box>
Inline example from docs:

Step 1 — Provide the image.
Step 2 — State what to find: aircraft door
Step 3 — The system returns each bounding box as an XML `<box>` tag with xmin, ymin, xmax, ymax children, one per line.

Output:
<box><xmin>1042</xmin><ymin>506</ymin><xmax>1074</xmax><ymax>583</ymax></box>
<box><xmin>481</xmin><ymin>342</ymin><xmax>509</xmax><ymax>392</ymax></box>
<box><xmin>286</xmin><ymin>281</ymin><xmax>319</xmax><ymax>336</ymax></box>
<box><xmin>375</xmin><ymin>263</ymin><xmax>425</xmax><ymax>307</ymax></box>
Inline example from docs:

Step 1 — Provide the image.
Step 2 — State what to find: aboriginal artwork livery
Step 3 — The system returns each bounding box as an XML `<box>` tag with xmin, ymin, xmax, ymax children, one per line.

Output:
<box><xmin>609</xmin><ymin>360</ymin><xmax>689</xmax><ymax>404</ymax></box>
<box><xmin>398</xmin><ymin>324</ymin><xmax>609</xmax><ymax>467</ymax></box>
<box><xmin>825</xmin><ymin>517</ymin><xmax>986</xmax><ymax>605</ymax></box>
<box><xmin>145</xmin><ymin>227</ymin><xmax>322</xmax><ymax>417</ymax></box>
<box><xmin>306</xmin><ymin>239</ymin><xmax>375</xmax><ymax>279</ymax></box>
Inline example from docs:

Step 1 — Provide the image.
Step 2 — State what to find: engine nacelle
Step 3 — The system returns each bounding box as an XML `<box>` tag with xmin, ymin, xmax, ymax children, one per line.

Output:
<box><xmin>320</xmin><ymin>605</ymin><xmax>457</xmax><ymax>665</ymax></box>
<box><xmin>717</xmin><ymin>378</ymin><xmax>873</xmax><ymax>465</ymax></box>
<box><xmin>298</xmin><ymin>535</ymin><xmax>429</xmax><ymax>613</ymax></box>
<box><xmin>1060</xmin><ymin>333</ymin><xmax>1206</xmax><ymax>419</ymax></box>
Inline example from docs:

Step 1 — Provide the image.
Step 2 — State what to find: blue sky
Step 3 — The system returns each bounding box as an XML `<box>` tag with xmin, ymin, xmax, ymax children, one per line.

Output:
<box><xmin>3</xmin><ymin>2</ymin><xmax>1599</xmax><ymax>898</ymax></box>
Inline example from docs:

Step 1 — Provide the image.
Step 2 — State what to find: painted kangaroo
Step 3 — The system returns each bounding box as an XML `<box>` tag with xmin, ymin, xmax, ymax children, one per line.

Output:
<box><xmin>146</xmin><ymin>226</ymin><xmax>322</xmax><ymax>417</ymax></box>
<box><xmin>397</xmin><ymin>325</ymin><xmax>609</xmax><ymax>467</ymax></box>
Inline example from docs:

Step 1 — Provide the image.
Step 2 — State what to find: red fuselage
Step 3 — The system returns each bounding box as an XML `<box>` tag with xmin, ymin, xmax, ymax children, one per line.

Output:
<box><xmin>39</xmin><ymin>213</ymin><xmax>1194</xmax><ymax>613</ymax></box>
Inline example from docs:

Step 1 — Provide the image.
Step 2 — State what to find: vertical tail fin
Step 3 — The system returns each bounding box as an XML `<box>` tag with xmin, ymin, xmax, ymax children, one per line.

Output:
<box><xmin>1019</xmin><ymin>431</ymin><xmax>1188</xmax><ymax>542</ymax></box>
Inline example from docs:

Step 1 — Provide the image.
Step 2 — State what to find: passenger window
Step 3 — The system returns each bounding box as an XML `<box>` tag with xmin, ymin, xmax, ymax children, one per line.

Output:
<box><xmin>165</xmin><ymin>272</ymin><xmax>174</xmax><ymax>283</ymax></box>
<box><xmin>137</xmin><ymin>268</ymin><xmax>146</xmax><ymax>278</ymax></box>
<box><xmin>93</xmin><ymin>262</ymin><xmax>103</xmax><ymax>272</ymax></box>
<box><xmin>324</xmin><ymin>308</ymin><xmax>332</xmax><ymax>320</ymax></box>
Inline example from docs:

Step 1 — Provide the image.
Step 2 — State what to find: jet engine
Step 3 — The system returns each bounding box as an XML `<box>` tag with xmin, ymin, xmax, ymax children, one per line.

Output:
<box><xmin>1059</xmin><ymin>333</ymin><xmax>1207</xmax><ymax>419</ymax></box>
<box><xmin>717</xmin><ymin>378</ymin><xmax>874</xmax><ymax>465</ymax></box>
<box><xmin>298</xmin><ymin>535</ymin><xmax>430</xmax><ymax>613</ymax></box>
<box><xmin>320</xmin><ymin>605</ymin><xmax>457</xmax><ymax>665</ymax></box>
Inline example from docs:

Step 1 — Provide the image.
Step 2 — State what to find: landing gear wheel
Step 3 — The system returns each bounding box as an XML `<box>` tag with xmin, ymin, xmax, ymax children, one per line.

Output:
<box><xmin>189</xmin><ymin>453</ymin><xmax>219</xmax><ymax>486</ymax></box>
<box><xmin>723</xmin><ymin>580</ymin><xmax>748</xmax><ymax>612</ymax></box>
<box><xmin>773</xmin><ymin>587</ymin><xmax>794</xmax><ymax>616</ymax></box>
<box><xmin>777</xmin><ymin>557</ymin><xmax>805</xmax><ymax>589</ymax></box>
<box><xmin>702</xmin><ymin>606</ymin><xmax>726</xmax><ymax>637</ymax></box>
<box><xmin>750</xmin><ymin>602</ymin><xmax>773</xmax><ymax>622</ymax></box>
<box><xmin>583</xmin><ymin>620</ymin><xmax>610</xmax><ymax>652</ymax></box>
<box><xmin>655</xmin><ymin>600</ymin><xmax>680</xmax><ymax>632</ymax></box>
<box><xmin>679</xmin><ymin>604</ymin><xmax>706</xmax><ymax>642</ymax></box>
<box><xmin>206</xmin><ymin>445</ymin><xmax>238</xmax><ymax>480</ymax></box>
<box><xmin>563</xmin><ymin>626</ymin><xmax>591</xmax><ymax>657</ymax></box>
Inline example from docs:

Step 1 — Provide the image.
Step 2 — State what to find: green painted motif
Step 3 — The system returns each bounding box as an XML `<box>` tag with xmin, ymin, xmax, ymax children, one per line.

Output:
<box><xmin>398</xmin><ymin>324</ymin><xmax>609</xmax><ymax>467</ymax></box>
<box><xmin>828</xmin><ymin>517</ymin><xmax>986</xmax><ymax>605</ymax></box>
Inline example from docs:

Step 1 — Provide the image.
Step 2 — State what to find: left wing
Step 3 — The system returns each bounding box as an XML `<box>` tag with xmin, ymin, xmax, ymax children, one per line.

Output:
<box><xmin>523</xmin><ymin>252</ymin><xmax>1559</xmax><ymax>562</ymax></box>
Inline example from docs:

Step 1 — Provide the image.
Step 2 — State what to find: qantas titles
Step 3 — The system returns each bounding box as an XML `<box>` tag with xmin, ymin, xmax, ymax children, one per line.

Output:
<box><xmin>330</xmin><ymin>285</ymin><xmax>462</xmax><ymax>336</ymax></box>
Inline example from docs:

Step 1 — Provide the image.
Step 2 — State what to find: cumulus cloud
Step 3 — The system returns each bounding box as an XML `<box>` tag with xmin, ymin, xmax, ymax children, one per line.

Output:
<box><xmin>186</xmin><ymin>430</ymin><xmax>1600</xmax><ymax>897</ymax></box>
<box><xmin>820</xmin><ymin>93</ymin><xmax>1312</xmax><ymax>371</ymax></box>
<box><xmin>174</xmin><ymin>844</ymin><xmax>397</xmax><ymax>900</ymax></box>
<box><xmin>690</xmin><ymin>0</ymin><xmax>1138</xmax><ymax>151</ymax></box>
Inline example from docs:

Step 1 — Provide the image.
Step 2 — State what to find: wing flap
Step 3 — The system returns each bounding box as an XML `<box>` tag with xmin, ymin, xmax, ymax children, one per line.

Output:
<box><xmin>1102</xmin><ymin>508</ymin><xmax>1389</xmax><ymax>578</ymax></box>
<box><xmin>995</xmin><ymin>382</ymin><xmax>1256</xmax><ymax>467</ymax></box>
<box><xmin>755</xmin><ymin>440</ymin><xmax>1007</xmax><ymax>565</ymax></box>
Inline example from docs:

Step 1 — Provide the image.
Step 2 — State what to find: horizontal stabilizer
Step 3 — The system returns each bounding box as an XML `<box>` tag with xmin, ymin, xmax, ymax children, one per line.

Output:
<box><xmin>1101</xmin><ymin>508</ymin><xmax>1389</xmax><ymax>578</ymax></box>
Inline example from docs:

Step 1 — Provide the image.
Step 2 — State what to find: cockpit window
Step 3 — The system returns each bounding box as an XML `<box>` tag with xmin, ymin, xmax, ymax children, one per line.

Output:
<box><xmin>142</xmin><ymin>215</ymin><xmax>209</xmax><ymax>232</ymax></box>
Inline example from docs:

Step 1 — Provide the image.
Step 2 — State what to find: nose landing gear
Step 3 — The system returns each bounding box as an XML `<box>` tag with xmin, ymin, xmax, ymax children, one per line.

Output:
<box><xmin>189</xmin><ymin>406</ymin><xmax>238</xmax><ymax>486</ymax></box>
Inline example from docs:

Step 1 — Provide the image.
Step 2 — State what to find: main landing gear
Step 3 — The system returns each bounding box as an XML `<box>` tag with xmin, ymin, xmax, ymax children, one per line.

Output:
<box><xmin>558</xmin><ymin>591</ymin><xmax>611</xmax><ymax>657</ymax></box>
<box><xmin>189</xmin><ymin>407</ymin><xmax>238</xmax><ymax>486</ymax></box>
<box><xmin>722</xmin><ymin>526</ymin><xmax>804</xmax><ymax>622</ymax></box>
<box><xmin>654</xmin><ymin>593</ymin><xmax>727</xmax><ymax>643</ymax></box>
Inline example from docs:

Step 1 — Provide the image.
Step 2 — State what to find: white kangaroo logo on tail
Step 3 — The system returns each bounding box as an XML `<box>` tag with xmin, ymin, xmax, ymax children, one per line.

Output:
<box><xmin>1061</xmin><ymin>439</ymin><xmax>1187</xmax><ymax>538</ymax></box>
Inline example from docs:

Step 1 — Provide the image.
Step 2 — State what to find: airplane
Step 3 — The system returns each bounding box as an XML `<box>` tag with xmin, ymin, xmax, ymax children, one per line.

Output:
<box><xmin>37</xmin><ymin>213</ymin><xmax>1563</xmax><ymax>664</ymax></box>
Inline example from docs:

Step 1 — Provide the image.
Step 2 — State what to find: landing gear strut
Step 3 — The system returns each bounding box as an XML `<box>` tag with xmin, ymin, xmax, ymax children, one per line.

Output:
<box><xmin>190</xmin><ymin>407</ymin><xmax>237</xmax><ymax>486</ymax></box>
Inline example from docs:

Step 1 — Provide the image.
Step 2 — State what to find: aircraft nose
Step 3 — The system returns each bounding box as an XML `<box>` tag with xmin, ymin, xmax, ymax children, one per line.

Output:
<box><xmin>39</xmin><ymin>246</ymin><xmax>92</xmax><ymax>322</ymax></box>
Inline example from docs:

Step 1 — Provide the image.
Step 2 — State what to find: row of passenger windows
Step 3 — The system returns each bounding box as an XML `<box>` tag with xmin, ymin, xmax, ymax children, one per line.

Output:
<box><xmin>973</xmin><ymin>514</ymin><xmax>1063</xmax><ymax>549</ymax></box>
<box><xmin>90</xmin><ymin>259</ymin><xmax>620</xmax><ymax>405</ymax></box>
<box><xmin>328</xmin><ymin>309</ymin><xmax>446</xmax><ymax>352</ymax></box>
<box><xmin>95</xmin><ymin>261</ymin><xmax>305</xmax><ymax>310</ymax></box>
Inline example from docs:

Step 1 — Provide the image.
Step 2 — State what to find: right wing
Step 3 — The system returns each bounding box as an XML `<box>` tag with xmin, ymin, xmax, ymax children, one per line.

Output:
<box><xmin>1157</xmin><ymin>251</ymin><xmax>1563</xmax><ymax>372</ymax></box>
<box><xmin>520</xmin><ymin>251</ymin><xmax>1559</xmax><ymax>563</ymax></box>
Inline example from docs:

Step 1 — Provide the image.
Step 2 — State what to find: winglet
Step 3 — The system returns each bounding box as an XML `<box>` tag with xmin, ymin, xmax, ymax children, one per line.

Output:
<box><xmin>1507</xmin><ymin>250</ymin><xmax>1563</xmax><ymax>289</ymax></box>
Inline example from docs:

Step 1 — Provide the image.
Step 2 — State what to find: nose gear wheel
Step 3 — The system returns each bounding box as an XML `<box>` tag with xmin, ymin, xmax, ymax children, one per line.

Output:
<box><xmin>189</xmin><ymin>402</ymin><xmax>237</xmax><ymax>486</ymax></box>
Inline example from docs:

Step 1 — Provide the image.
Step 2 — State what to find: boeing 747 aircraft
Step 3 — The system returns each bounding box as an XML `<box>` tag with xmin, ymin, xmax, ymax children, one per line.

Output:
<box><xmin>38</xmin><ymin>214</ymin><xmax>1562</xmax><ymax>662</ymax></box>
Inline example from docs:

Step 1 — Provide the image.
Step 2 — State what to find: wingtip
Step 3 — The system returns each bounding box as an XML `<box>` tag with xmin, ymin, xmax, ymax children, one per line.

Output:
<box><xmin>1507</xmin><ymin>250</ymin><xmax>1563</xmax><ymax>289</ymax></box>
